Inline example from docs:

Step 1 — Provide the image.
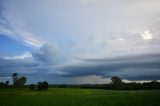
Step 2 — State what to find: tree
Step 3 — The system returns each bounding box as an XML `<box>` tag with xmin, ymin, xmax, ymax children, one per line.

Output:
<box><xmin>37</xmin><ymin>81</ymin><xmax>49</xmax><ymax>90</ymax></box>
<box><xmin>42</xmin><ymin>81</ymin><xmax>48</xmax><ymax>89</ymax></box>
<box><xmin>0</xmin><ymin>82</ymin><xmax>4</xmax><ymax>88</ymax></box>
<box><xmin>150</xmin><ymin>80</ymin><xmax>159</xmax><ymax>88</ymax></box>
<box><xmin>19</xmin><ymin>77</ymin><xmax>27</xmax><ymax>86</ymax></box>
<box><xmin>12</xmin><ymin>73</ymin><xmax>18</xmax><ymax>86</ymax></box>
<box><xmin>4</xmin><ymin>80</ymin><xmax>9</xmax><ymax>88</ymax></box>
<box><xmin>14</xmin><ymin>77</ymin><xmax>27</xmax><ymax>87</ymax></box>
<box><xmin>30</xmin><ymin>84</ymin><xmax>36</xmax><ymax>90</ymax></box>
<box><xmin>14</xmin><ymin>79</ymin><xmax>22</xmax><ymax>87</ymax></box>
<box><xmin>111</xmin><ymin>76</ymin><xmax>122</xmax><ymax>85</ymax></box>
<box><xmin>12</xmin><ymin>73</ymin><xmax>27</xmax><ymax>87</ymax></box>
<box><xmin>37</xmin><ymin>82</ymin><xmax>43</xmax><ymax>90</ymax></box>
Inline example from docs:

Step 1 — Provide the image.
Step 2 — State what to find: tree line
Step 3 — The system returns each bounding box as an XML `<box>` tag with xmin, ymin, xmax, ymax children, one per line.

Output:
<box><xmin>30</xmin><ymin>81</ymin><xmax>48</xmax><ymax>90</ymax></box>
<box><xmin>0</xmin><ymin>73</ymin><xmax>160</xmax><ymax>90</ymax></box>
<box><xmin>0</xmin><ymin>73</ymin><xmax>48</xmax><ymax>90</ymax></box>
<box><xmin>0</xmin><ymin>73</ymin><xmax>26</xmax><ymax>88</ymax></box>
<box><xmin>79</xmin><ymin>76</ymin><xmax>160</xmax><ymax>90</ymax></box>
<box><xmin>47</xmin><ymin>76</ymin><xmax>160</xmax><ymax>90</ymax></box>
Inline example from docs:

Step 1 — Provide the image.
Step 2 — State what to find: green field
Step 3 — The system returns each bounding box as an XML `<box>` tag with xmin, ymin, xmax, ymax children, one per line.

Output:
<box><xmin>0</xmin><ymin>88</ymin><xmax>160</xmax><ymax>106</ymax></box>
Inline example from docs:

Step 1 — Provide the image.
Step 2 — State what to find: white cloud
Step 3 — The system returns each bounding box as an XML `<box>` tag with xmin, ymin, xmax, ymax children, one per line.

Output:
<box><xmin>4</xmin><ymin>52</ymin><xmax>32</xmax><ymax>60</ymax></box>
<box><xmin>0</xmin><ymin>2</ymin><xmax>44</xmax><ymax>48</ymax></box>
<box><xmin>140</xmin><ymin>30</ymin><xmax>153</xmax><ymax>40</ymax></box>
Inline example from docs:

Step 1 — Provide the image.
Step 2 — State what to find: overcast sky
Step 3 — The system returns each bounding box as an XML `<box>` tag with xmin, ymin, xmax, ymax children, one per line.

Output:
<box><xmin>0</xmin><ymin>0</ymin><xmax>160</xmax><ymax>84</ymax></box>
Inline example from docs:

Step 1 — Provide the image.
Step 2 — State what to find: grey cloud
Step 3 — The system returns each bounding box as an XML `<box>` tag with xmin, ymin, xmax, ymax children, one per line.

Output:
<box><xmin>0</xmin><ymin>47</ymin><xmax>160</xmax><ymax>83</ymax></box>
<box><xmin>0</xmin><ymin>57</ymin><xmax>38</xmax><ymax>77</ymax></box>
<box><xmin>31</xmin><ymin>43</ymin><xmax>57</xmax><ymax>64</ymax></box>
<box><xmin>0</xmin><ymin>43</ymin><xmax>60</xmax><ymax>79</ymax></box>
<box><xmin>59</xmin><ymin>53</ymin><xmax>160</xmax><ymax>80</ymax></box>
<box><xmin>0</xmin><ymin>56</ymin><xmax>75</xmax><ymax>84</ymax></box>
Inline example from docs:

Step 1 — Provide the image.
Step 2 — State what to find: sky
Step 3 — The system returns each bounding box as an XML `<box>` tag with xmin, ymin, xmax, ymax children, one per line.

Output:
<box><xmin>0</xmin><ymin>0</ymin><xmax>160</xmax><ymax>84</ymax></box>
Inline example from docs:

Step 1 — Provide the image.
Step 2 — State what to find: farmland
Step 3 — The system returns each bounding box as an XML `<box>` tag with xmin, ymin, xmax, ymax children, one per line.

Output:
<box><xmin>0</xmin><ymin>88</ymin><xmax>160</xmax><ymax>106</ymax></box>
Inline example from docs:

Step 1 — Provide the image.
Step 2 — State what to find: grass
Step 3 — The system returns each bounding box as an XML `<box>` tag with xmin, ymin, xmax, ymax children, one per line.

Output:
<box><xmin>0</xmin><ymin>88</ymin><xmax>160</xmax><ymax>106</ymax></box>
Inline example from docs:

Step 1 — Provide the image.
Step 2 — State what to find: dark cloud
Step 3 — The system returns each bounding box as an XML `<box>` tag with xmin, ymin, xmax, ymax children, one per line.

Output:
<box><xmin>0</xmin><ymin>47</ymin><xmax>160</xmax><ymax>83</ymax></box>
<box><xmin>59</xmin><ymin>53</ymin><xmax>160</xmax><ymax>80</ymax></box>
<box><xmin>0</xmin><ymin>57</ymin><xmax>38</xmax><ymax>77</ymax></box>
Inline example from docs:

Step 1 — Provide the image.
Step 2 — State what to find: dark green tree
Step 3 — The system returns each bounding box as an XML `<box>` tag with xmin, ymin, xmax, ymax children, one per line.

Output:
<box><xmin>0</xmin><ymin>82</ymin><xmax>4</xmax><ymax>88</ymax></box>
<box><xmin>4</xmin><ymin>80</ymin><xmax>9</xmax><ymax>88</ymax></box>
<box><xmin>12</xmin><ymin>73</ymin><xmax>18</xmax><ymax>86</ymax></box>
<box><xmin>30</xmin><ymin>84</ymin><xmax>36</xmax><ymax>90</ymax></box>
<box><xmin>12</xmin><ymin>73</ymin><xmax>27</xmax><ymax>87</ymax></box>
<box><xmin>14</xmin><ymin>79</ymin><xmax>22</xmax><ymax>87</ymax></box>
<box><xmin>42</xmin><ymin>81</ymin><xmax>48</xmax><ymax>89</ymax></box>
<box><xmin>111</xmin><ymin>76</ymin><xmax>122</xmax><ymax>85</ymax></box>
<box><xmin>37</xmin><ymin>82</ymin><xmax>43</xmax><ymax>90</ymax></box>
<box><xmin>19</xmin><ymin>77</ymin><xmax>27</xmax><ymax>86</ymax></box>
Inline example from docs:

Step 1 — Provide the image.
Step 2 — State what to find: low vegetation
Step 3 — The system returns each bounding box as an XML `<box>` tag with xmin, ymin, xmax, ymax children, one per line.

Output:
<box><xmin>0</xmin><ymin>88</ymin><xmax>160</xmax><ymax>106</ymax></box>
<box><xmin>0</xmin><ymin>73</ymin><xmax>160</xmax><ymax>106</ymax></box>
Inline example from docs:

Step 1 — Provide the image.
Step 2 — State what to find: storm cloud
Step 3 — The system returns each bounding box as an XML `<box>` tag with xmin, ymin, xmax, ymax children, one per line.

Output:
<box><xmin>1</xmin><ymin>0</ymin><xmax>160</xmax><ymax>83</ymax></box>
<box><xmin>58</xmin><ymin>53</ymin><xmax>160</xmax><ymax>80</ymax></box>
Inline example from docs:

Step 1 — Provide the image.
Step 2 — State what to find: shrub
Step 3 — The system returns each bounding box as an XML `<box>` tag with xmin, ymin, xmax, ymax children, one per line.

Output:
<box><xmin>30</xmin><ymin>84</ymin><xmax>36</xmax><ymax>90</ymax></box>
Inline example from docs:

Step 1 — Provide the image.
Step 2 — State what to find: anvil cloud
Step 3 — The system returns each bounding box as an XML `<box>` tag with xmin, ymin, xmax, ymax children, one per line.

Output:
<box><xmin>0</xmin><ymin>0</ymin><xmax>160</xmax><ymax>84</ymax></box>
